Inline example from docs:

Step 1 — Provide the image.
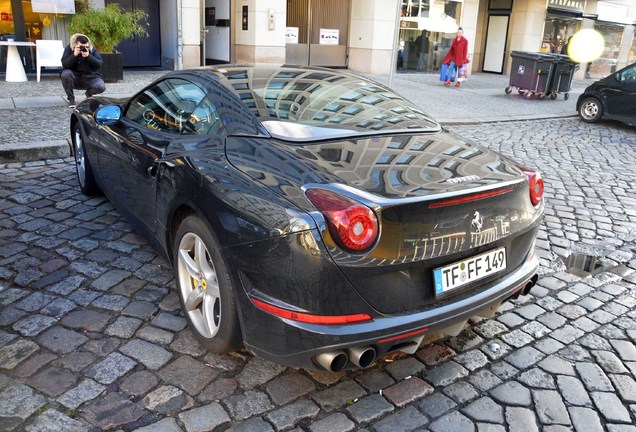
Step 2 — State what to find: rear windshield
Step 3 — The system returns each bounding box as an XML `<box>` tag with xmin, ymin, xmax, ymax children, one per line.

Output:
<box><xmin>218</xmin><ymin>67</ymin><xmax>439</xmax><ymax>141</ymax></box>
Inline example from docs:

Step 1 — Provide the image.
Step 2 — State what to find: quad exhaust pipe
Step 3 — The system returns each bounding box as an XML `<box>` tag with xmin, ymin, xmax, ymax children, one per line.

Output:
<box><xmin>316</xmin><ymin>275</ymin><xmax>539</xmax><ymax>372</ymax></box>
<box><xmin>347</xmin><ymin>346</ymin><xmax>377</xmax><ymax>368</ymax></box>
<box><xmin>315</xmin><ymin>350</ymin><xmax>348</xmax><ymax>372</ymax></box>
<box><xmin>315</xmin><ymin>345</ymin><xmax>377</xmax><ymax>371</ymax></box>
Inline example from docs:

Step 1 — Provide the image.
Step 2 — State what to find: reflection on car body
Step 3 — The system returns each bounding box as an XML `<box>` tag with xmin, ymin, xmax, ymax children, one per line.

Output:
<box><xmin>69</xmin><ymin>65</ymin><xmax>544</xmax><ymax>371</ymax></box>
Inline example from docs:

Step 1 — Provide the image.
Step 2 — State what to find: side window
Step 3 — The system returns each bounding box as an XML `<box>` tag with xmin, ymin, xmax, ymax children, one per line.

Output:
<box><xmin>618</xmin><ymin>64</ymin><xmax>636</xmax><ymax>82</ymax></box>
<box><xmin>125</xmin><ymin>78</ymin><xmax>205</xmax><ymax>134</ymax></box>
<box><xmin>183</xmin><ymin>95</ymin><xmax>226</xmax><ymax>136</ymax></box>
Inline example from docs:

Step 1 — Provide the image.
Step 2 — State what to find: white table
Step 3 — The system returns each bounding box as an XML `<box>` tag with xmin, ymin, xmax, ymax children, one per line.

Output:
<box><xmin>0</xmin><ymin>40</ymin><xmax>36</xmax><ymax>82</ymax></box>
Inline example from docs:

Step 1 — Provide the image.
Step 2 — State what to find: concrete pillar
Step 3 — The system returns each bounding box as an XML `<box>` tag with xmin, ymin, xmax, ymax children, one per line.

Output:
<box><xmin>506</xmin><ymin>0</ymin><xmax>546</xmax><ymax>74</ymax></box>
<box><xmin>461</xmin><ymin>0</ymin><xmax>480</xmax><ymax>75</ymax></box>
<box><xmin>234</xmin><ymin>0</ymin><xmax>286</xmax><ymax>63</ymax></box>
<box><xmin>182</xmin><ymin>0</ymin><xmax>202</xmax><ymax>68</ymax></box>
<box><xmin>348</xmin><ymin>0</ymin><xmax>399</xmax><ymax>75</ymax></box>
<box><xmin>573</xmin><ymin>1</ymin><xmax>599</xmax><ymax>80</ymax></box>
<box><xmin>616</xmin><ymin>25</ymin><xmax>634</xmax><ymax>70</ymax></box>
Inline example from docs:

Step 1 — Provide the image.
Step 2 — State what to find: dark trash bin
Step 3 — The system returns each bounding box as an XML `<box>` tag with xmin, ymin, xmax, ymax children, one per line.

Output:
<box><xmin>548</xmin><ymin>54</ymin><xmax>579</xmax><ymax>100</ymax></box>
<box><xmin>505</xmin><ymin>51</ymin><xmax>556</xmax><ymax>99</ymax></box>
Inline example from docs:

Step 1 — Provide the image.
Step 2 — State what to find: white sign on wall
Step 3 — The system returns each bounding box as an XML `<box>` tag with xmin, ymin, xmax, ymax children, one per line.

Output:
<box><xmin>32</xmin><ymin>0</ymin><xmax>75</xmax><ymax>14</ymax></box>
<box><xmin>319</xmin><ymin>28</ymin><xmax>339</xmax><ymax>45</ymax></box>
<box><xmin>285</xmin><ymin>27</ymin><xmax>299</xmax><ymax>44</ymax></box>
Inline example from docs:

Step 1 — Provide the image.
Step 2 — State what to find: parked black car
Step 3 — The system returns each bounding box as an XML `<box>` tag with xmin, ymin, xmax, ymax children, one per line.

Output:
<box><xmin>70</xmin><ymin>65</ymin><xmax>544</xmax><ymax>371</ymax></box>
<box><xmin>577</xmin><ymin>61</ymin><xmax>636</xmax><ymax>125</ymax></box>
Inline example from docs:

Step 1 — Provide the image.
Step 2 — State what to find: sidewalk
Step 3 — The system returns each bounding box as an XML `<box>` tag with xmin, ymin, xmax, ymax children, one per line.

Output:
<box><xmin>0</xmin><ymin>68</ymin><xmax>592</xmax><ymax>162</ymax></box>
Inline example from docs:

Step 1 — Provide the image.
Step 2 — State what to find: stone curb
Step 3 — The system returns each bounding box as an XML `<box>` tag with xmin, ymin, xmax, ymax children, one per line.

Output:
<box><xmin>0</xmin><ymin>139</ymin><xmax>71</xmax><ymax>163</ymax></box>
<box><xmin>439</xmin><ymin>113</ymin><xmax>579</xmax><ymax>125</ymax></box>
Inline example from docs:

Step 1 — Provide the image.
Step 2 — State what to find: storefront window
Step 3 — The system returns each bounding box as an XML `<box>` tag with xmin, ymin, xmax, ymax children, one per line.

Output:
<box><xmin>402</xmin><ymin>0</ymin><xmax>430</xmax><ymax>18</ymax></box>
<box><xmin>398</xmin><ymin>0</ymin><xmax>462</xmax><ymax>73</ymax></box>
<box><xmin>0</xmin><ymin>0</ymin><xmax>16</xmax><ymax>41</ymax></box>
<box><xmin>542</xmin><ymin>13</ymin><xmax>580</xmax><ymax>54</ymax></box>
<box><xmin>587</xmin><ymin>22</ymin><xmax>623</xmax><ymax>79</ymax></box>
<box><xmin>0</xmin><ymin>0</ymin><xmax>73</xmax><ymax>72</ymax></box>
<box><xmin>630</xmin><ymin>31</ymin><xmax>636</xmax><ymax>64</ymax></box>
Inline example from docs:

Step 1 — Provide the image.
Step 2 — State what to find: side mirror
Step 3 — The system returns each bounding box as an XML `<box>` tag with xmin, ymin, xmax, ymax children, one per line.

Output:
<box><xmin>96</xmin><ymin>105</ymin><xmax>122</xmax><ymax>125</ymax></box>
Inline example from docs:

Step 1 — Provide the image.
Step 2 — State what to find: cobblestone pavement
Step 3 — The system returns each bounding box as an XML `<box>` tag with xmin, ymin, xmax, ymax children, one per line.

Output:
<box><xmin>0</xmin><ymin>117</ymin><xmax>635</xmax><ymax>432</ymax></box>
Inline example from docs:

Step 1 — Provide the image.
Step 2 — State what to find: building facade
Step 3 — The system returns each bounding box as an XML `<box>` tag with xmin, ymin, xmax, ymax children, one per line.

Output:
<box><xmin>1</xmin><ymin>0</ymin><xmax>635</xmax><ymax>80</ymax></box>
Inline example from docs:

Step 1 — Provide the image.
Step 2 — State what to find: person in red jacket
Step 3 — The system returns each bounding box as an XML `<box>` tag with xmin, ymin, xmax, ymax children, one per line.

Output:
<box><xmin>441</xmin><ymin>27</ymin><xmax>469</xmax><ymax>87</ymax></box>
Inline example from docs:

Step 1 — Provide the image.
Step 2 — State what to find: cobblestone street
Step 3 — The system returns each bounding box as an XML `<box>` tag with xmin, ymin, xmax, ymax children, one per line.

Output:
<box><xmin>0</xmin><ymin>117</ymin><xmax>635</xmax><ymax>431</ymax></box>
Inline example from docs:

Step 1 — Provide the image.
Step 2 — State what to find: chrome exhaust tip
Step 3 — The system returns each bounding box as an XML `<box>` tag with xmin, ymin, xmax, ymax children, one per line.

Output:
<box><xmin>347</xmin><ymin>346</ymin><xmax>377</xmax><ymax>368</ymax></box>
<box><xmin>522</xmin><ymin>274</ymin><xmax>539</xmax><ymax>296</ymax></box>
<box><xmin>315</xmin><ymin>350</ymin><xmax>348</xmax><ymax>372</ymax></box>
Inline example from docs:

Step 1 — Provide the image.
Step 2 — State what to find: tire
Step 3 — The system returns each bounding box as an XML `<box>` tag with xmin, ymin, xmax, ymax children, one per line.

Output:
<box><xmin>174</xmin><ymin>215</ymin><xmax>242</xmax><ymax>353</ymax></box>
<box><xmin>525</xmin><ymin>91</ymin><xmax>533</xmax><ymax>99</ymax></box>
<box><xmin>538</xmin><ymin>93</ymin><xmax>546</xmax><ymax>100</ymax></box>
<box><xmin>564</xmin><ymin>93</ymin><xmax>569</xmax><ymax>101</ymax></box>
<box><xmin>504</xmin><ymin>86</ymin><xmax>512</xmax><ymax>95</ymax></box>
<box><xmin>579</xmin><ymin>97</ymin><xmax>603</xmax><ymax>123</ymax></box>
<box><xmin>550</xmin><ymin>92</ymin><xmax>557</xmax><ymax>100</ymax></box>
<box><xmin>72</xmin><ymin>122</ymin><xmax>100</xmax><ymax>195</ymax></box>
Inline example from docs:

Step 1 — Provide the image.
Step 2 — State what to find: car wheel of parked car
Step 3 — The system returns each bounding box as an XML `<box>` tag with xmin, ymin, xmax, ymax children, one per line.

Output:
<box><xmin>72</xmin><ymin>123</ymin><xmax>100</xmax><ymax>195</ymax></box>
<box><xmin>174</xmin><ymin>215</ymin><xmax>242</xmax><ymax>353</ymax></box>
<box><xmin>579</xmin><ymin>97</ymin><xmax>603</xmax><ymax>123</ymax></box>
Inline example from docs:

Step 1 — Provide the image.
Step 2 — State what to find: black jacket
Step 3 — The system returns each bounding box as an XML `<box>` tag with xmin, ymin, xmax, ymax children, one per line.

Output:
<box><xmin>61</xmin><ymin>45</ymin><xmax>103</xmax><ymax>78</ymax></box>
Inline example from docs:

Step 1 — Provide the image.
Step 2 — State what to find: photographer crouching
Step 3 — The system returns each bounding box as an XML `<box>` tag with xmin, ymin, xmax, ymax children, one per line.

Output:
<box><xmin>61</xmin><ymin>33</ymin><xmax>106</xmax><ymax>108</ymax></box>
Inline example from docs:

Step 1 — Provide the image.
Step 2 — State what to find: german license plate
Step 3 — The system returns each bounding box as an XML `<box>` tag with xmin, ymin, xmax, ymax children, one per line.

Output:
<box><xmin>434</xmin><ymin>247</ymin><xmax>507</xmax><ymax>295</ymax></box>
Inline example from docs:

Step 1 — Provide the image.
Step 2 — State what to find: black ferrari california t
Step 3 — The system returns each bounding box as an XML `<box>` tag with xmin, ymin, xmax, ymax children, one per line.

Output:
<box><xmin>70</xmin><ymin>65</ymin><xmax>544</xmax><ymax>371</ymax></box>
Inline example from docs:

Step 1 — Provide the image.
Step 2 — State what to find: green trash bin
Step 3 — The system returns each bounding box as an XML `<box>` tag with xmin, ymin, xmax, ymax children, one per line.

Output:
<box><xmin>505</xmin><ymin>51</ymin><xmax>556</xmax><ymax>99</ymax></box>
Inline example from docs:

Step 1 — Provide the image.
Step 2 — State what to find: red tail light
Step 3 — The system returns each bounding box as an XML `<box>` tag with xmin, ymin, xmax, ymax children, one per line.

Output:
<box><xmin>251</xmin><ymin>297</ymin><xmax>372</xmax><ymax>325</ymax></box>
<box><xmin>526</xmin><ymin>171</ymin><xmax>544</xmax><ymax>206</ymax></box>
<box><xmin>305</xmin><ymin>188</ymin><xmax>378</xmax><ymax>253</ymax></box>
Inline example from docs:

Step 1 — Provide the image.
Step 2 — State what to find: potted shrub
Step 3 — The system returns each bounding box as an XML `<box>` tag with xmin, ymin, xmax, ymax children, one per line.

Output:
<box><xmin>68</xmin><ymin>2</ymin><xmax>148</xmax><ymax>82</ymax></box>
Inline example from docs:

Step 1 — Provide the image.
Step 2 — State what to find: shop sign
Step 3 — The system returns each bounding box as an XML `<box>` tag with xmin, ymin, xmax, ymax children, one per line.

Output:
<box><xmin>547</xmin><ymin>0</ymin><xmax>585</xmax><ymax>13</ymax></box>
<box><xmin>319</xmin><ymin>28</ymin><xmax>339</xmax><ymax>45</ymax></box>
<box><xmin>32</xmin><ymin>0</ymin><xmax>75</xmax><ymax>14</ymax></box>
<box><xmin>285</xmin><ymin>27</ymin><xmax>299</xmax><ymax>44</ymax></box>
<box><xmin>400</xmin><ymin>19</ymin><xmax>419</xmax><ymax>29</ymax></box>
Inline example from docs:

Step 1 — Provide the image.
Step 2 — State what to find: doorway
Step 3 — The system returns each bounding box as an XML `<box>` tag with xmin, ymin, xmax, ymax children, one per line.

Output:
<box><xmin>285</xmin><ymin>0</ymin><xmax>350</xmax><ymax>67</ymax></box>
<box><xmin>483</xmin><ymin>15</ymin><xmax>509</xmax><ymax>73</ymax></box>
<box><xmin>203</xmin><ymin>0</ymin><xmax>230</xmax><ymax>64</ymax></box>
<box><xmin>106</xmin><ymin>0</ymin><xmax>161</xmax><ymax>67</ymax></box>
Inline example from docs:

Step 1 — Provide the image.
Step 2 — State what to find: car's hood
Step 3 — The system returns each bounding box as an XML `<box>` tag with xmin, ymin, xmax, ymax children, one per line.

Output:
<box><xmin>225</xmin><ymin>130</ymin><xmax>527</xmax><ymax>211</ymax></box>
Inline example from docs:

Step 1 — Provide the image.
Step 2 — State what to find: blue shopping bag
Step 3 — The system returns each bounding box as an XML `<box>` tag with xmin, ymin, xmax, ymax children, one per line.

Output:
<box><xmin>439</xmin><ymin>63</ymin><xmax>456</xmax><ymax>82</ymax></box>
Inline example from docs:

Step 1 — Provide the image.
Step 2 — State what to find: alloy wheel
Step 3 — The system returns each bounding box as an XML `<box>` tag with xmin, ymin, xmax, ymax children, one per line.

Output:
<box><xmin>74</xmin><ymin>128</ymin><xmax>86</xmax><ymax>187</ymax></box>
<box><xmin>177</xmin><ymin>232</ymin><xmax>221</xmax><ymax>339</ymax></box>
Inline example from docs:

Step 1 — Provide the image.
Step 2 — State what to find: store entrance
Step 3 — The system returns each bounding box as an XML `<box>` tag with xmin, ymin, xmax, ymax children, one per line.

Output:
<box><xmin>285</xmin><ymin>0</ymin><xmax>350</xmax><ymax>67</ymax></box>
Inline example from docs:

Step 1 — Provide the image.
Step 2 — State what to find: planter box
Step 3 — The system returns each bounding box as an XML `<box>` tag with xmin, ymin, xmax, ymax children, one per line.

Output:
<box><xmin>101</xmin><ymin>52</ymin><xmax>124</xmax><ymax>82</ymax></box>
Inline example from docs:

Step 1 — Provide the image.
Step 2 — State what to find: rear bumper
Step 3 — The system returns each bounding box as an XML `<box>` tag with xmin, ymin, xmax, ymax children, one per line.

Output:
<box><xmin>236</xmin><ymin>254</ymin><xmax>539</xmax><ymax>370</ymax></box>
